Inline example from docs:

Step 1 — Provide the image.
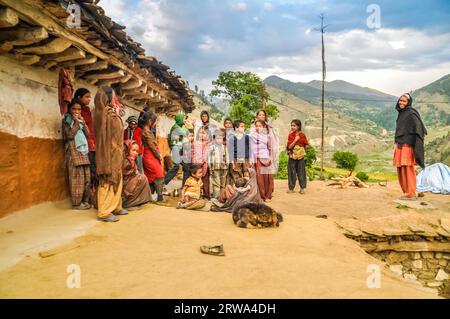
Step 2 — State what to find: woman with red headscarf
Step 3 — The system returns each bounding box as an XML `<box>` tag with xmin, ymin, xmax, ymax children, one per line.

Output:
<box><xmin>122</xmin><ymin>140</ymin><xmax>152</xmax><ymax>208</ymax></box>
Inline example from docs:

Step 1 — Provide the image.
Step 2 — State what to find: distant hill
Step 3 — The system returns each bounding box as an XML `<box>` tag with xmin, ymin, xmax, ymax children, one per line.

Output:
<box><xmin>412</xmin><ymin>74</ymin><xmax>450</xmax><ymax>128</ymax></box>
<box><xmin>267</xmin><ymin>86</ymin><xmax>389</xmax><ymax>162</ymax></box>
<box><xmin>264</xmin><ymin>74</ymin><xmax>450</xmax><ymax>169</ymax></box>
<box><xmin>305</xmin><ymin>79</ymin><xmax>394</xmax><ymax>100</ymax></box>
<box><xmin>264</xmin><ymin>75</ymin><xmax>396</xmax><ymax>107</ymax></box>
<box><xmin>426</xmin><ymin>131</ymin><xmax>450</xmax><ymax>166</ymax></box>
<box><xmin>264</xmin><ymin>74</ymin><xmax>450</xmax><ymax>131</ymax></box>
<box><xmin>264</xmin><ymin>75</ymin><xmax>399</xmax><ymax>132</ymax></box>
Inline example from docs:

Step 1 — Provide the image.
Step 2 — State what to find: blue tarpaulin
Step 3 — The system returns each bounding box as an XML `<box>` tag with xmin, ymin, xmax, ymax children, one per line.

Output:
<box><xmin>416</xmin><ymin>163</ymin><xmax>450</xmax><ymax>194</ymax></box>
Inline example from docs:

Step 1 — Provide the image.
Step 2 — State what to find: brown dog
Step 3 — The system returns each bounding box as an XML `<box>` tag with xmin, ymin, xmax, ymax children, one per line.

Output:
<box><xmin>232</xmin><ymin>202</ymin><xmax>283</xmax><ymax>228</ymax></box>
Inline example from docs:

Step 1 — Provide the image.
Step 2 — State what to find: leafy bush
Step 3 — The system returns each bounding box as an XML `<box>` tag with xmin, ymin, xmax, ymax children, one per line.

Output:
<box><xmin>327</xmin><ymin>172</ymin><xmax>336</xmax><ymax>180</ymax></box>
<box><xmin>332</xmin><ymin>151</ymin><xmax>359</xmax><ymax>176</ymax></box>
<box><xmin>305</xmin><ymin>145</ymin><xmax>317</xmax><ymax>168</ymax></box>
<box><xmin>275</xmin><ymin>151</ymin><xmax>289</xmax><ymax>179</ymax></box>
<box><xmin>306</xmin><ymin>167</ymin><xmax>315</xmax><ymax>181</ymax></box>
<box><xmin>275</xmin><ymin>145</ymin><xmax>317</xmax><ymax>180</ymax></box>
<box><xmin>356</xmin><ymin>172</ymin><xmax>369</xmax><ymax>182</ymax></box>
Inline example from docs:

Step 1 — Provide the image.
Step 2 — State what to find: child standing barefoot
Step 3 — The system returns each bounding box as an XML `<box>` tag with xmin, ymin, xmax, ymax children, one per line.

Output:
<box><xmin>62</xmin><ymin>101</ymin><xmax>91</xmax><ymax>209</ymax></box>
<box><xmin>286</xmin><ymin>119</ymin><xmax>309</xmax><ymax>194</ymax></box>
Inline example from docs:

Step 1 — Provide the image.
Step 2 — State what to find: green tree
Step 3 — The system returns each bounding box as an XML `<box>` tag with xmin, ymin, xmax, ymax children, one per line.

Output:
<box><xmin>332</xmin><ymin>151</ymin><xmax>358</xmax><ymax>176</ymax></box>
<box><xmin>210</xmin><ymin>71</ymin><xmax>278</xmax><ymax>127</ymax></box>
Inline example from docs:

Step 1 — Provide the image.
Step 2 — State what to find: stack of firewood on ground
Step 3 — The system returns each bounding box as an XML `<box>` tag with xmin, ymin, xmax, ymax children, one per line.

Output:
<box><xmin>327</xmin><ymin>175</ymin><xmax>370</xmax><ymax>189</ymax></box>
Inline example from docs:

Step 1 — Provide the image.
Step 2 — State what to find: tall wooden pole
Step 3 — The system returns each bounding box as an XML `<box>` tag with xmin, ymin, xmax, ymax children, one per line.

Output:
<box><xmin>319</xmin><ymin>14</ymin><xmax>328</xmax><ymax>180</ymax></box>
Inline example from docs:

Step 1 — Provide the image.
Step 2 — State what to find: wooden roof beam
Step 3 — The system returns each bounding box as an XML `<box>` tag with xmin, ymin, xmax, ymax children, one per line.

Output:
<box><xmin>83</xmin><ymin>69</ymin><xmax>125</xmax><ymax>83</ymax></box>
<box><xmin>0</xmin><ymin>0</ymin><xmax>149</xmax><ymax>85</ymax></box>
<box><xmin>45</xmin><ymin>47</ymin><xmax>85</xmax><ymax>63</ymax></box>
<box><xmin>15</xmin><ymin>37</ymin><xmax>72</xmax><ymax>55</ymax></box>
<box><xmin>58</xmin><ymin>54</ymin><xmax>97</xmax><ymax>68</ymax></box>
<box><xmin>0</xmin><ymin>27</ymin><xmax>48</xmax><ymax>48</ymax></box>
<box><xmin>0</xmin><ymin>6</ymin><xmax>18</xmax><ymax>28</ymax></box>
<box><xmin>76</xmin><ymin>60</ymin><xmax>108</xmax><ymax>73</ymax></box>
<box><xmin>14</xmin><ymin>53</ymin><xmax>40</xmax><ymax>65</ymax></box>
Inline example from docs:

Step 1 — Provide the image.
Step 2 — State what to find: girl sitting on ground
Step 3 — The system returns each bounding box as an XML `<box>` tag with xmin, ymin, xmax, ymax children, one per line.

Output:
<box><xmin>211</xmin><ymin>168</ymin><xmax>262</xmax><ymax>213</ymax></box>
<box><xmin>216</xmin><ymin>171</ymin><xmax>250</xmax><ymax>205</ymax></box>
<box><xmin>177</xmin><ymin>164</ymin><xmax>207</xmax><ymax>210</ymax></box>
<box><xmin>122</xmin><ymin>140</ymin><xmax>152</xmax><ymax>208</ymax></box>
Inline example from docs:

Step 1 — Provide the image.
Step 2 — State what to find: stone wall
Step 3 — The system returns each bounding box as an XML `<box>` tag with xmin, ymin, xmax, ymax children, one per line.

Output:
<box><xmin>337</xmin><ymin>216</ymin><xmax>450</xmax><ymax>298</ymax></box>
<box><xmin>372</xmin><ymin>250</ymin><xmax>449</xmax><ymax>297</ymax></box>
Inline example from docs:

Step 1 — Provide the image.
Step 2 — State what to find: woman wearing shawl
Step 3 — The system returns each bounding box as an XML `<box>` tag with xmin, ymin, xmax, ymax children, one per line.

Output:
<box><xmin>251</xmin><ymin>110</ymin><xmax>278</xmax><ymax>199</ymax></box>
<box><xmin>94</xmin><ymin>86</ymin><xmax>128</xmax><ymax>222</ymax></box>
<box><xmin>141</xmin><ymin>111</ymin><xmax>165</xmax><ymax>202</ymax></box>
<box><xmin>250</xmin><ymin>119</ymin><xmax>275</xmax><ymax>202</ymax></box>
<box><xmin>164</xmin><ymin>113</ymin><xmax>188</xmax><ymax>185</ymax></box>
<box><xmin>211</xmin><ymin>167</ymin><xmax>262</xmax><ymax>213</ymax></box>
<box><xmin>393</xmin><ymin>93</ymin><xmax>427</xmax><ymax>200</ymax></box>
<box><xmin>122</xmin><ymin>140</ymin><xmax>152</xmax><ymax>208</ymax></box>
<box><xmin>124</xmin><ymin>115</ymin><xmax>138</xmax><ymax>141</ymax></box>
<box><xmin>62</xmin><ymin>101</ymin><xmax>91</xmax><ymax>210</ymax></box>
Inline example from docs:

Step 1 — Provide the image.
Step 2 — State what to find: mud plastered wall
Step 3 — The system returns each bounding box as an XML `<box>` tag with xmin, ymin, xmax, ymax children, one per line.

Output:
<box><xmin>0</xmin><ymin>55</ymin><xmax>141</xmax><ymax>217</ymax></box>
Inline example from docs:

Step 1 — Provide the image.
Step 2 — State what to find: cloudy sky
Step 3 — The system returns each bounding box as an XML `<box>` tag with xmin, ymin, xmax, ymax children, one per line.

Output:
<box><xmin>100</xmin><ymin>0</ymin><xmax>450</xmax><ymax>96</ymax></box>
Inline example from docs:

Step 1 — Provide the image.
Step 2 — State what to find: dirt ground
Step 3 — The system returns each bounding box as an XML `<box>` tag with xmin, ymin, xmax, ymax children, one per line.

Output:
<box><xmin>0</xmin><ymin>180</ymin><xmax>448</xmax><ymax>298</ymax></box>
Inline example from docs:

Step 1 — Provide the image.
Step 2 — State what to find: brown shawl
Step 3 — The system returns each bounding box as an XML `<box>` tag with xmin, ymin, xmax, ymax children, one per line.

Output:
<box><xmin>93</xmin><ymin>86</ymin><xmax>124</xmax><ymax>192</ymax></box>
<box><xmin>213</xmin><ymin>167</ymin><xmax>263</xmax><ymax>212</ymax></box>
<box><xmin>58</xmin><ymin>68</ymin><xmax>73</xmax><ymax>116</ymax></box>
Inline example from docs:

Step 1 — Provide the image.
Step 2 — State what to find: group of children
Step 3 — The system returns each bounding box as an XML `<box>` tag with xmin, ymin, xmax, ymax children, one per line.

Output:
<box><xmin>62</xmin><ymin>86</ymin><xmax>310</xmax><ymax>221</ymax></box>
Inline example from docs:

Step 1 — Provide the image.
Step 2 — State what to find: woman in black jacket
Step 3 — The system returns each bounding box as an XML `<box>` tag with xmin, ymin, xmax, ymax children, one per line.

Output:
<box><xmin>393</xmin><ymin>93</ymin><xmax>427</xmax><ymax>200</ymax></box>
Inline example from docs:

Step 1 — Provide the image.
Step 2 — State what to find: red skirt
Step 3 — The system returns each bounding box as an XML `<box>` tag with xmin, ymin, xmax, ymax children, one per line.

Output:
<box><xmin>143</xmin><ymin>147</ymin><xmax>164</xmax><ymax>183</ymax></box>
<box><xmin>393</xmin><ymin>144</ymin><xmax>416</xmax><ymax>167</ymax></box>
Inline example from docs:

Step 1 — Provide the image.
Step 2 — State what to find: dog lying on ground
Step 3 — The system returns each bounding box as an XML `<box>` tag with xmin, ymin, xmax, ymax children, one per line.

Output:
<box><xmin>232</xmin><ymin>202</ymin><xmax>283</xmax><ymax>228</ymax></box>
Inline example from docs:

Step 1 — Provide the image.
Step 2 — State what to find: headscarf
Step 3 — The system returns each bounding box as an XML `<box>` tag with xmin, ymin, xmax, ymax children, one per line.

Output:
<box><xmin>126</xmin><ymin>115</ymin><xmax>138</xmax><ymax>125</ymax></box>
<box><xmin>125</xmin><ymin>116</ymin><xmax>138</xmax><ymax>140</ymax></box>
<box><xmin>94</xmin><ymin>86</ymin><xmax>124</xmax><ymax>191</ymax></box>
<box><xmin>169</xmin><ymin>113</ymin><xmax>187</xmax><ymax>149</ymax></box>
<box><xmin>174</xmin><ymin>113</ymin><xmax>184</xmax><ymax>127</ymax></box>
<box><xmin>213</xmin><ymin>167</ymin><xmax>263</xmax><ymax>212</ymax></box>
<box><xmin>64</xmin><ymin>113</ymin><xmax>89</xmax><ymax>155</ymax></box>
<box><xmin>124</xmin><ymin>140</ymin><xmax>138</xmax><ymax>163</ymax></box>
<box><xmin>395</xmin><ymin>93</ymin><xmax>428</xmax><ymax>168</ymax></box>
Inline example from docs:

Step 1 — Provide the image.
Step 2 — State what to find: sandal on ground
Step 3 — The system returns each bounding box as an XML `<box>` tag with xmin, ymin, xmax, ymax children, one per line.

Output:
<box><xmin>200</xmin><ymin>244</ymin><xmax>225</xmax><ymax>256</ymax></box>
<box><xmin>210</xmin><ymin>198</ymin><xmax>224</xmax><ymax>207</ymax></box>
<box><xmin>81</xmin><ymin>202</ymin><xmax>91</xmax><ymax>209</ymax></box>
<box><xmin>113</xmin><ymin>209</ymin><xmax>128</xmax><ymax>216</ymax></box>
<box><xmin>72</xmin><ymin>203</ymin><xmax>90</xmax><ymax>210</ymax></box>
<box><xmin>97</xmin><ymin>214</ymin><xmax>119</xmax><ymax>222</ymax></box>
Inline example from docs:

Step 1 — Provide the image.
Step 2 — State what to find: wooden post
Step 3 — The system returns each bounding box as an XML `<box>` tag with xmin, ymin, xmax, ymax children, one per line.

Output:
<box><xmin>317</xmin><ymin>14</ymin><xmax>329</xmax><ymax>180</ymax></box>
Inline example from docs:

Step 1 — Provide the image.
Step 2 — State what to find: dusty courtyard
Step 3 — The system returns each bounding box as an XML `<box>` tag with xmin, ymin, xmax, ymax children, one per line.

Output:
<box><xmin>0</xmin><ymin>180</ymin><xmax>448</xmax><ymax>298</ymax></box>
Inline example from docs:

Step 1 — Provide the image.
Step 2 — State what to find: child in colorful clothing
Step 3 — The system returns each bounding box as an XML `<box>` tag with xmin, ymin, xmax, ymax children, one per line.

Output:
<box><xmin>286</xmin><ymin>119</ymin><xmax>309</xmax><ymax>194</ymax></box>
<box><xmin>177</xmin><ymin>165</ymin><xmax>206</xmax><ymax>210</ymax></box>
<box><xmin>209</xmin><ymin>128</ymin><xmax>228</xmax><ymax>199</ymax></box>
<box><xmin>227</xmin><ymin>120</ymin><xmax>250</xmax><ymax>182</ymax></box>
<box><xmin>62</xmin><ymin>101</ymin><xmax>91</xmax><ymax>210</ymax></box>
